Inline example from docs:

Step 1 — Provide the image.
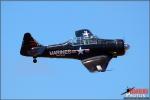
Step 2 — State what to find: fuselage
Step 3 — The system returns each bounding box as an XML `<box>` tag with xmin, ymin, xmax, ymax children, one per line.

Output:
<box><xmin>39</xmin><ymin>39</ymin><xmax>125</xmax><ymax>60</ymax></box>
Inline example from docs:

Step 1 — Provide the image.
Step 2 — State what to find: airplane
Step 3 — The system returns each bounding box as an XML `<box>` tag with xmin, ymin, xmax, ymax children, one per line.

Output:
<box><xmin>20</xmin><ymin>29</ymin><xmax>130</xmax><ymax>72</ymax></box>
<box><xmin>121</xmin><ymin>87</ymin><xmax>135</xmax><ymax>95</ymax></box>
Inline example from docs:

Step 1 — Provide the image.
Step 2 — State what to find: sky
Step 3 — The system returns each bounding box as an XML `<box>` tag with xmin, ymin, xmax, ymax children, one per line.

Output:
<box><xmin>1</xmin><ymin>1</ymin><xmax>149</xmax><ymax>99</ymax></box>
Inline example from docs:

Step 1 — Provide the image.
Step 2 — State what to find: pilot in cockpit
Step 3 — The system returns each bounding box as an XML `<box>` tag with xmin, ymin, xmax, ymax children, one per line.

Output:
<box><xmin>82</xmin><ymin>30</ymin><xmax>91</xmax><ymax>45</ymax></box>
<box><xmin>71</xmin><ymin>29</ymin><xmax>98</xmax><ymax>45</ymax></box>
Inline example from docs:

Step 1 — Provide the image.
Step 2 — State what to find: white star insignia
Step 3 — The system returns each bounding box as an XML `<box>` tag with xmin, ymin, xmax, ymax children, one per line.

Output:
<box><xmin>77</xmin><ymin>47</ymin><xmax>84</xmax><ymax>55</ymax></box>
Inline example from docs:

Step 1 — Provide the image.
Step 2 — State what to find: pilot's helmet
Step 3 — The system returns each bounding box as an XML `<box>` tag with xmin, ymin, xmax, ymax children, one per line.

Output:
<box><xmin>75</xmin><ymin>29</ymin><xmax>93</xmax><ymax>38</ymax></box>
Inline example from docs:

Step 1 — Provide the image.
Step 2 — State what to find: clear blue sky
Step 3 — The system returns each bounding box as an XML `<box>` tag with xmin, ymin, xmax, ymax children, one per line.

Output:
<box><xmin>1</xmin><ymin>1</ymin><xmax>149</xmax><ymax>99</ymax></box>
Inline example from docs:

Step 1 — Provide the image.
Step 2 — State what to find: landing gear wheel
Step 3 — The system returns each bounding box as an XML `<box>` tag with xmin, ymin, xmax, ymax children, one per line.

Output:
<box><xmin>33</xmin><ymin>57</ymin><xmax>37</xmax><ymax>63</ymax></box>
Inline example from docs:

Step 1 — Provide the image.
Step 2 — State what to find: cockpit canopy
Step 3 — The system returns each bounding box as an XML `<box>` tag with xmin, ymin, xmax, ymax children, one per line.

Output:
<box><xmin>65</xmin><ymin>29</ymin><xmax>99</xmax><ymax>45</ymax></box>
<box><xmin>48</xmin><ymin>29</ymin><xmax>99</xmax><ymax>47</ymax></box>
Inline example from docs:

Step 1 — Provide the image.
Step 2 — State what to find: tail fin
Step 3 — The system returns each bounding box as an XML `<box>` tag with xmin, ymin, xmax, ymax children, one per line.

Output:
<box><xmin>20</xmin><ymin>33</ymin><xmax>40</xmax><ymax>56</ymax></box>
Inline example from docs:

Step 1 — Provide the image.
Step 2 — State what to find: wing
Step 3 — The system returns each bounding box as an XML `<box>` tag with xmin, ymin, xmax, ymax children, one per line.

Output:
<box><xmin>81</xmin><ymin>55</ymin><xmax>112</xmax><ymax>72</ymax></box>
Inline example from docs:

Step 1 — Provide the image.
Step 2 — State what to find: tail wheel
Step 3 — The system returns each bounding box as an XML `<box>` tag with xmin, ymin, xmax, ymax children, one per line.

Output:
<box><xmin>33</xmin><ymin>57</ymin><xmax>37</xmax><ymax>63</ymax></box>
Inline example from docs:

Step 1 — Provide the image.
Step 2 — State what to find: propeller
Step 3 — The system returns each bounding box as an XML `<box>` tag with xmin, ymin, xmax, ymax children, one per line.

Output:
<box><xmin>122</xmin><ymin>35</ymin><xmax>130</xmax><ymax>51</ymax></box>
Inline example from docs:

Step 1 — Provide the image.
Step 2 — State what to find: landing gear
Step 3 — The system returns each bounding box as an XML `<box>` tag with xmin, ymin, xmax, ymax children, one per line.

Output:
<box><xmin>33</xmin><ymin>57</ymin><xmax>37</xmax><ymax>63</ymax></box>
<box><xmin>96</xmin><ymin>65</ymin><xmax>102</xmax><ymax>72</ymax></box>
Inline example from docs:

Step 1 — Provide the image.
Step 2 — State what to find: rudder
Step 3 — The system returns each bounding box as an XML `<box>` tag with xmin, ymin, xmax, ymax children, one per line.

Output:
<box><xmin>20</xmin><ymin>33</ymin><xmax>39</xmax><ymax>56</ymax></box>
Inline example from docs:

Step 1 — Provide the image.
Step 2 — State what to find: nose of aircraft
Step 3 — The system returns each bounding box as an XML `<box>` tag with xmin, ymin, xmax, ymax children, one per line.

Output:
<box><xmin>124</xmin><ymin>43</ymin><xmax>130</xmax><ymax>51</ymax></box>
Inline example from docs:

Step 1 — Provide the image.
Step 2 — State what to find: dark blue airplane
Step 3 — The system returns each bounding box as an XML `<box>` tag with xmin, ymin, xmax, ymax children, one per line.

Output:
<box><xmin>20</xmin><ymin>29</ymin><xmax>129</xmax><ymax>72</ymax></box>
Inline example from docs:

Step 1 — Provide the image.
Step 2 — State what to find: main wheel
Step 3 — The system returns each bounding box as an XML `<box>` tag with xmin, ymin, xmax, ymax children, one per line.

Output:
<box><xmin>33</xmin><ymin>58</ymin><xmax>37</xmax><ymax>63</ymax></box>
